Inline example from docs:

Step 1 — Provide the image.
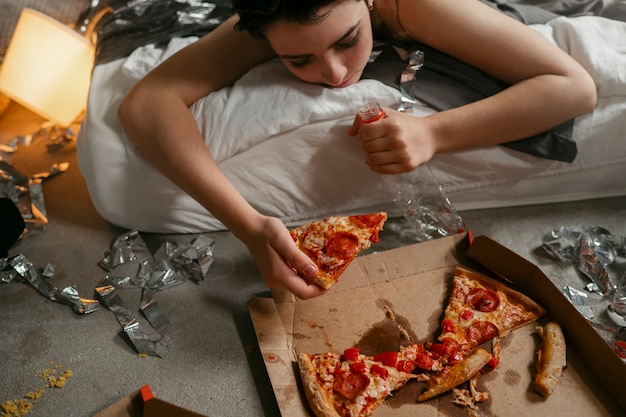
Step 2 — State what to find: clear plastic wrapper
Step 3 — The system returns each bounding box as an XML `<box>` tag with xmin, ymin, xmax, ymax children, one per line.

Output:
<box><xmin>384</xmin><ymin>166</ymin><xmax>465</xmax><ymax>242</ymax></box>
<box><xmin>359</xmin><ymin>49</ymin><xmax>465</xmax><ymax>242</ymax></box>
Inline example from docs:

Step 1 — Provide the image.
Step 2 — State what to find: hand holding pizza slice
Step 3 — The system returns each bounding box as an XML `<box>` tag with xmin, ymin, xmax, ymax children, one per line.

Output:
<box><xmin>290</xmin><ymin>212</ymin><xmax>387</xmax><ymax>290</ymax></box>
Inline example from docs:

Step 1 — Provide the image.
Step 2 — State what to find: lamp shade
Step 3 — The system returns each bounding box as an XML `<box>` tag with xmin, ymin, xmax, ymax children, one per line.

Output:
<box><xmin>0</xmin><ymin>9</ymin><xmax>95</xmax><ymax>126</ymax></box>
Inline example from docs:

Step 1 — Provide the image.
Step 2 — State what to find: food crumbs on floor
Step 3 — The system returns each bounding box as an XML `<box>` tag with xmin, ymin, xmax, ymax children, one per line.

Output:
<box><xmin>0</xmin><ymin>363</ymin><xmax>73</xmax><ymax>417</ymax></box>
<box><xmin>138</xmin><ymin>352</ymin><xmax>149</xmax><ymax>358</ymax></box>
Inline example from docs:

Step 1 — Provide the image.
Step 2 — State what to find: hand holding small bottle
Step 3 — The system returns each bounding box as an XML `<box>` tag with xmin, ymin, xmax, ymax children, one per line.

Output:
<box><xmin>347</xmin><ymin>102</ymin><xmax>437</xmax><ymax>174</ymax></box>
<box><xmin>348</xmin><ymin>102</ymin><xmax>465</xmax><ymax>242</ymax></box>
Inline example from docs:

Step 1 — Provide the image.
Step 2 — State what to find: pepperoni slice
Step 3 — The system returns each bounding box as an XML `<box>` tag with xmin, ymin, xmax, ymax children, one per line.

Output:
<box><xmin>342</xmin><ymin>347</ymin><xmax>360</xmax><ymax>361</ymax></box>
<box><xmin>412</xmin><ymin>354</ymin><xmax>434</xmax><ymax>371</ymax></box>
<box><xmin>466</xmin><ymin>288</ymin><xmax>500</xmax><ymax>312</ymax></box>
<box><xmin>370</xmin><ymin>364</ymin><xmax>389</xmax><ymax>379</ymax></box>
<box><xmin>325</xmin><ymin>232</ymin><xmax>360</xmax><ymax>259</ymax></box>
<box><xmin>373</xmin><ymin>351</ymin><xmax>397</xmax><ymax>367</ymax></box>
<box><xmin>350</xmin><ymin>361</ymin><xmax>367</xmax><ymax>374</ymax></box>
<box><xmin>333</xmin><ymin>372</ymin><xmax>370</xmax><ymax>400</ymax></box>
<box><xmin>349</xmin><ymin>214</ymin><xmax>385</xmax><ymax>243</ymax></box>
<box><xmin>441</xmin><ymin>319</ymin><xmax>455</xmax><ymax>334</ymax></box>
<box><xmin>349</xmin><ymin>213</ymin><xmax>385</xmax><ymax>228</ymax></box>
<box><xmin>466</xmin><ymin>321</ymin><xmax>499</xmax><ymax>346</ymax></box>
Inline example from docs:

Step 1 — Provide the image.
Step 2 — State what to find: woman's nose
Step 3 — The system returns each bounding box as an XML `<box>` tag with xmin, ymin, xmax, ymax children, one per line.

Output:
<box><xmin>320</xmin><ymin>55</ymin><xmax>348</xmax><ymax>87</ymax></box>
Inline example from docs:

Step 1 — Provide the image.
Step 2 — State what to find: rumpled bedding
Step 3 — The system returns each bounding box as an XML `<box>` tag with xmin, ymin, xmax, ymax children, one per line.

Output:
<box><xmin>77</xmin><ymin>14</ymin><xmax>626</xmax><ymax>233</ymax></box>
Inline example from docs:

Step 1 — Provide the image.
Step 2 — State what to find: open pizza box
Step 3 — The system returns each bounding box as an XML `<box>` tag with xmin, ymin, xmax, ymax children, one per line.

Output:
<box><xmin>248</xmin><ymin>233</ymin><xmax>626</xmax><ymax>416</ymax></box>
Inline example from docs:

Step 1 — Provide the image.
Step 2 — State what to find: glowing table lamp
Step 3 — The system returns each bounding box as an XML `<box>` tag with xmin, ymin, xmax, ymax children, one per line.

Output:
<box><xmin>0</xmin><ymin>8</ymin><xmax>95</xmax><ymax>126</ymax></box>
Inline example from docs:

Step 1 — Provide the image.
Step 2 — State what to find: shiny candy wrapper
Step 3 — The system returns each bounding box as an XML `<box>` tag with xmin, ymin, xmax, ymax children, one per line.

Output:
<box><xmin>99</xmin><ymin>230</ymin><xmax>150</xmax><ymax>271</ymax></box>
<box><xmin>398</xmin><ymin>49</ymin><xmax>425</xmax><ymax>112</ymax></box>
<box><xmin>95</xmin><ymin>276</ymin><xmax>168</xmax><ymax>358</ymax></box>
<box><xmin>543</xmin><ymin>226</ymin><xmax>626</xmax><ymax>359</ymax></box>
<box><xmin>1</xmin><ymin>254</ymin><xmax>99</xmax><ymax>314</ymax></box>
<box><xmin>1</xmin><ymin>159</ymin><xmax>70</xmax><ymax>238</ymax></box>
<box><xmin>562</xmin><ymin>285</ymin><xmax>595</xmax><ymax>320</ymax></box>
<box><xmin>96</xmin><ymin>230</ymin><xmax>215</xmax><ymax>357</ymax></box>
<box><xmin>543</xmin><ymin>226</ymin><xmax>625</xmax><ymax>295</ymax></box>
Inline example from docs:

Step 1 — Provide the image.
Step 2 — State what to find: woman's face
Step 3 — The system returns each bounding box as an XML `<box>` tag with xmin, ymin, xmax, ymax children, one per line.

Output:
<box><xmin>265</xmin><ymin>1</ymin><xmax>373</xmax><ymax>88</ymax></box>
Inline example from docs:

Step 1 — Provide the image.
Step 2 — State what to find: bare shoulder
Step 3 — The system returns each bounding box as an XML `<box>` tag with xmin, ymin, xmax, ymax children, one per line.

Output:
<box><xmin>393</xmin><ymin>0</ymin><xmax>579</xmax><ymax>83</ymax></box>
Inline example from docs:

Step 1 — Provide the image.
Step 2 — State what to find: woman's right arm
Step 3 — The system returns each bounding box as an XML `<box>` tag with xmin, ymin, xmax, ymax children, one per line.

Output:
<box><xmin>117</xmin><ymin>16</ymin><xmax>324</xmax><ymax>299</ymax></box>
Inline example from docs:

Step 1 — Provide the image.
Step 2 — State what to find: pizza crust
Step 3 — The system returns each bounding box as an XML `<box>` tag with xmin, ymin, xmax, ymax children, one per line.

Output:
<box><xmin>297</xmin><ymin>353</ymin><xmax>342</xmax><ymax>417</ymax></box>
<box><xmin>534</xmin><ymin>322</ymin><xmax>567</xmax><ymax>397</ymax></box>
<box><xmin>418</xmin><ymin>348</ymin><xmax>492</xmax><ymax>401</ymax></box>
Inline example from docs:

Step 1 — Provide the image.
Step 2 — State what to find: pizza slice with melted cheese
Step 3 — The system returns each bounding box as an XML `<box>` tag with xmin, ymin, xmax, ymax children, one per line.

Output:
<box><xmin>437</xmin><ymin>265</ymin><xmax>545</xmax><ymax>358</ymax></box>
<box><xmin>297</xmin><ymin>344</ymin><xmax>437</xmax><ymax>417</ymax></box>
<box><xmin>290</xmin><ymin>212</ymin><xmax>387</xmax><ymax>290</ymax></box>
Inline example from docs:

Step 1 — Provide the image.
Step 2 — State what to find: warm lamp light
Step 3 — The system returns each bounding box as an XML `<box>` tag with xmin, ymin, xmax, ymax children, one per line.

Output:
<box><xmin>0</xmin><ymin>9</ymin><xmax>95</xmax><ymax>126</ymax></box>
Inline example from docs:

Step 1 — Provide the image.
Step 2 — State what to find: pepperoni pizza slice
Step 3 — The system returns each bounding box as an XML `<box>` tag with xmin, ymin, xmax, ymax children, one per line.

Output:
<box><xmin>297</xmin><ymin>345</ymin><xmax>433</xmax><ymax>417</ymax></box>
<box><xmin>290</xmin><ymin>212</ymin><xmax>387</xmax><ymax>289</ymax></box>
<box><xmin>437</xmin><ymin>265</ymin><xmax>546</xmax><ymax>359</ymax></box>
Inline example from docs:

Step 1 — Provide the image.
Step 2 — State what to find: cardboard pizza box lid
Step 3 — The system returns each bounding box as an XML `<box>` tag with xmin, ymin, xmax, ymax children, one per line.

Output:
<box><xmin>93</xmin><ymin>385</ymin><xmax>208</xmax><ymax>417</ymax></box>
<box><xmin>249</xmin><ymin>232</ymin><xmax>624</xmax><ymax>416</ymax></box>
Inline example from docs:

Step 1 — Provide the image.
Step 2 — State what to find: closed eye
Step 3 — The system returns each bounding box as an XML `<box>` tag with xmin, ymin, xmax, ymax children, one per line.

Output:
<box><xmin>278</xmin><ymin>23</ymin><xmax>362</xmax><ymax>69</ymax></box>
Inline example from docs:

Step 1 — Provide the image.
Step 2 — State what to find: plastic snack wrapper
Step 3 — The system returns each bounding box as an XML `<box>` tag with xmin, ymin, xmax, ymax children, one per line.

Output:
<box><xmin>542</xmin><ymin>226</ymin><xmax>626</xmax><ymax>359</ymax></box>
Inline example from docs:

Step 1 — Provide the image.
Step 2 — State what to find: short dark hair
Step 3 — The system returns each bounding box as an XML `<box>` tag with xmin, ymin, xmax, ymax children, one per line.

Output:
<box><xmin>232</xmin><ymin>0</ymin><xmax>356</xmax><ymax>39</ymax></box>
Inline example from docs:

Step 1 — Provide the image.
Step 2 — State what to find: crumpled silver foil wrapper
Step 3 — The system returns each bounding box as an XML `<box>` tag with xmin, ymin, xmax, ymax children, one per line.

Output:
<box><xmin>398</xmin><ymin>49</ymin><xmax>425</xmax><ymax>113</ymax></box>
<box><xmin>543</xmin><ymin>226</ymin><xmax>625</xmax><ymax>295</ymax></box>
<box><xmin>95</xmin><ymin>230</ymin><xmax>215</xmax><ymax>357</ymax></box>
<box><xmin>542</xmin><ymin>226</ymin><xmax>626</xmax><ymax>359</ymax></box>
<box><xmin>0</xmin><ymin>254</ymin><xmax>99</xmax><ymax>314</ymax></box>
<box><xmin>562</xmin><ymin>285</ymin><xmax>595</xmax><ymax>320</ymax></box>
<box><xmin>1</xmin><ymin>153</ymin><xmax>70</xmax><ymax>239</ymax></box>
<box><xmin>95</xmin><ymin>276</ymin><xmax>169</xmax><ymax>358</ymax></box>
<box><xmin>93</xmin><ymin>0</ymin><xmax>233</xmax><ymax>64</ymax></box>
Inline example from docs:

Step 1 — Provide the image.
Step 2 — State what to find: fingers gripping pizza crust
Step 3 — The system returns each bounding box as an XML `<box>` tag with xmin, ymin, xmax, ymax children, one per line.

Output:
<box><xmin>290</xmin><ymin>212</ymin><xmax>387</xmax><ymax>289</ymax></box>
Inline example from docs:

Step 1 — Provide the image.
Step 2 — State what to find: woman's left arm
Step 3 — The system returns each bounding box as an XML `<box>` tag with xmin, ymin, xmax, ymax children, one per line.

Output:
<box><xmin>356</xmin><ymin>0</ymin><xmax>597</xmax><ymax>174</ymax></box>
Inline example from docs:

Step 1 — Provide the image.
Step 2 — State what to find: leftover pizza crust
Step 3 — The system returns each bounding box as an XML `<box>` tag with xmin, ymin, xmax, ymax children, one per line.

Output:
<box><xmin>534</xmin><ymin>322</ymin><xmax>567</xmax><ymax>397</ymax></box>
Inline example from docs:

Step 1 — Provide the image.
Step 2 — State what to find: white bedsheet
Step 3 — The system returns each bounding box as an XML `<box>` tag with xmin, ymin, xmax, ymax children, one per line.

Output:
<box><xmin>77</xmin><ymin>15</ymin><xmax>626</xmax><ymax>233</ymax></box>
